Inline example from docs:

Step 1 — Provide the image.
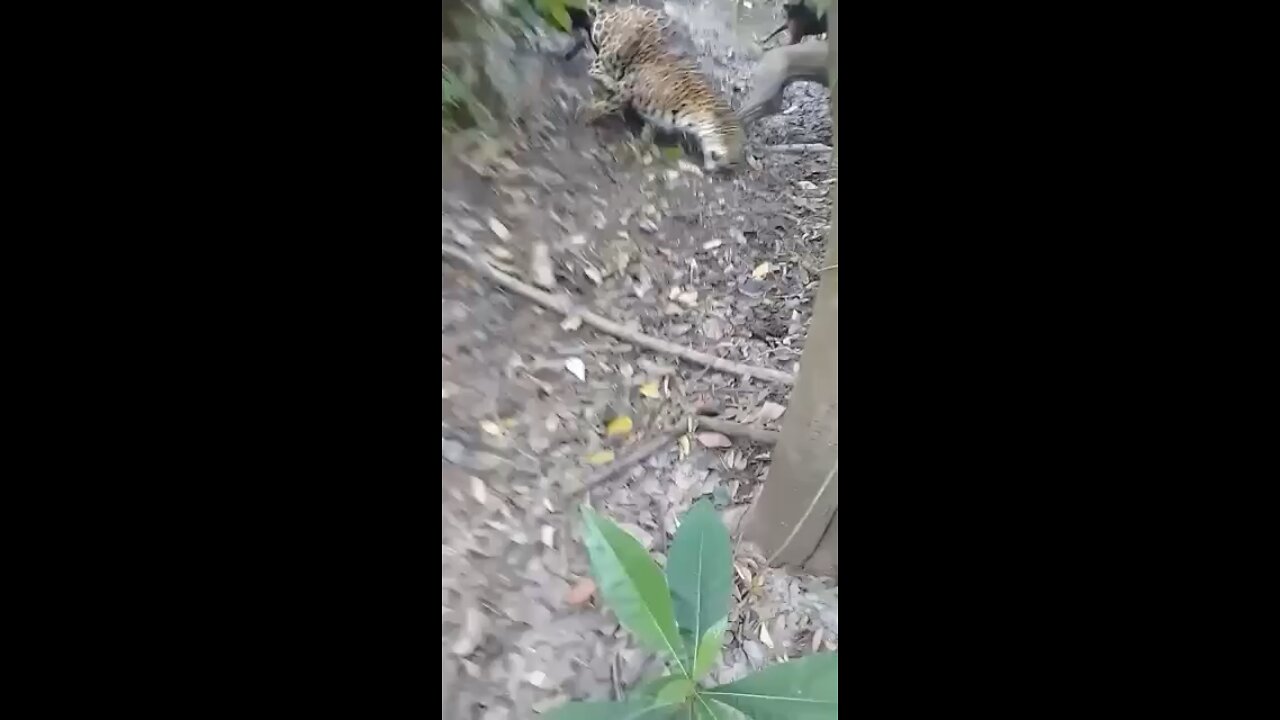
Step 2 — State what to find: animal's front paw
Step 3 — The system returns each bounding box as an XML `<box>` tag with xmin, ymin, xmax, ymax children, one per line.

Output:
<box><xmin>581</xmin><ymin>100</ymin><xmax>620</xmax><ymax>124</ymax></box>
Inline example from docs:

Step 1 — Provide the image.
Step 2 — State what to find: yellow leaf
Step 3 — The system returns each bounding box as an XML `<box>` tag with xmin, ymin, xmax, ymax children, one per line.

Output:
<box><xmin>586</xmin><ymin>450</ymin><xmax>615</xmax><ymax>465</ymax></box>
<box><xmin>606</xmin><ymin>415</ymin><xmax>633</xmax><ymax>437</ymax></box>
<box><xmin>480</xmin><ymin>420</ymin><xmax>503</xmax><ymax>436</ymax></box>
<box><xmin>639</xmin><ymin>381</ymin><xmax>661</xmax><ymax>399</ymax></box>
<box><xmin>752</xmin><ymin>261</ymin><xmax>771</xmax><ymax>279</ymax></box>
<box><xmin>678</xmin><ymin>434</ymin><xmax>691</xmax><ymax>458</ymax></box>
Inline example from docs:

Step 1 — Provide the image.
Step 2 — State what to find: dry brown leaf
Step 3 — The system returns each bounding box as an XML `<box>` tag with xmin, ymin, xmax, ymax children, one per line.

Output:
<box><xmin>566</xmin><ymin>578</ymin><xmax>597</xmax><ymax>605</ymax></box>
<box><xmin>752</xmin><ymin>261</ymin><xmax>771</xmax><ymax>279</ymax></box>
<box><xmin>488</xmin><ymin>217</ymin><xmax>512</xmax><ymax>241</ymax></box>
<box><xmin>697</xmin><ymin>432</ymin><xmax>733</xmax><ymax>448</ymax></box>
<box><xmin>617</xmin><ymin>522</ymin><xmax>654</xmax><ymax>549</ymax></box>
<box><xmin>756</xmin><ymin>401</ymin><xmax>787</xmax><ymax>424</ymax></box>
<box><xmin>470</xmin><ymin>476</ymin><xmax>488</xmax><ymax>505</ymax></box>
<box><xmin>450</xmin><ymin>607</ymin><xmax>486</xmax><ymax>656</ymax></box>
<box><xmin>702</xmin><ymin>239</ymin><xmax>723</xmax><ymax>250</ymax></box>
<box><xmin>678</xmin><ymin>434</ymin><xmax>691</xmax><ymax>458</ymax></box>
<box><xmin>480</xmin><ymin>420</ymin><xmax>503</xmax><ymax>436</ymax></box>
<box><xmin>531</xmin><ymin>241</ymin><xmax>556</xmax><ymax>288</ymax></box>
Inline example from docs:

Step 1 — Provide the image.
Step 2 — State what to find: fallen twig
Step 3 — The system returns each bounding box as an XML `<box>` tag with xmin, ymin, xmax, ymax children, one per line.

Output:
<box><xmin>442</xmin><ymin>244</ymin><xmax>795</xmax><ymax>385</ymax></box>
<box><xmin>696</xmin><ymin>416</ymin><xmax>781</xmax><ymax>446</ymax></box>
<box><xmin>761</xmin><ymin>143</ymin><xmax>832</xmax><ymax>153</ymax></box>
<box><xmin>571</xmin><ymin>431</ymin><xmax>677</xmax><ymax>499</ymax></box>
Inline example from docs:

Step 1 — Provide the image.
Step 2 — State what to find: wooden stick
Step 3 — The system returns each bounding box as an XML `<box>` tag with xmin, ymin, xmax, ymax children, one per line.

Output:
<box><xmin>442</xmin><ymin>244</ymin><xmax>796</xmax><ymax>385</ymax></box>
<box><xmin>761</xmin><ymin>143</ymin><xmax>832</xmax><ymax>153</ymax></box>
<box><xmin>696</xmin><ymin>416</ymin><xmax>781</xmax><ymax>446</ymax></box>
<box><xmin>571</xmin><ymin>431</ymin><xmax>677</xmax><ymax>499</ymax></box>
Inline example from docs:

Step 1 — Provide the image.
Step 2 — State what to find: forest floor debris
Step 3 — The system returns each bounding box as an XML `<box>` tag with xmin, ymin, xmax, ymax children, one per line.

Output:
<box><xmin>441</xmin><ymin>2</ymin><xmax>836</xmax><ymax>717</ymax></box>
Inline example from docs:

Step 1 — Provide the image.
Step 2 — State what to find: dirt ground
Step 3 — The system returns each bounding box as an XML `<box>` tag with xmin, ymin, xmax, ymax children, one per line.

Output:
<box><xmin>441</xmin><ymin>2</ymin><xmax>837</xmax><ymax>717</ymax></box>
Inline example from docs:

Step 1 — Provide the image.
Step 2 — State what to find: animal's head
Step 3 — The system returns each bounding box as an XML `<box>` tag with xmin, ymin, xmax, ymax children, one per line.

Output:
<box><xmin>697</xmin><ymin>114</ymin><xmax>746</xmax><ymax>172</ymax></box>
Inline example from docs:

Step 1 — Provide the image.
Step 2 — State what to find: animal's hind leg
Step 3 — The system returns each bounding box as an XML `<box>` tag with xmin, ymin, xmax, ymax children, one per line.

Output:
<box><xmin>587</xmin><ymin>57</ymin><xmax>622</xmax><ymax>96</ymax></box>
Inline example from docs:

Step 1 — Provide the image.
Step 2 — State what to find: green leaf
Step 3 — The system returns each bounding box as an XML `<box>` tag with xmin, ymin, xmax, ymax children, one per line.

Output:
<box><xmin>656</xmin><ymin>678</ymin><xmax>695</xmax><ymax>704</ymax></box>
<box><xmin>692</xmin><ymin>618</ymin><xmax>727</xmax><ymax>679</ymax></box>
<box><xmin>550</xmin><ymin>4</ymin><xmax>572</xmax><ymax>31</ymax></box>
<box><xmin>701</xmin><ymin>652</ymin><xmax>839</xmax><ymax>719</ymax></box>
<box><xmin>665</xmin><ymin>499</ymin><xmax>733</xmax><ymax>673</ymax></box>
<box><xmin>632</xmin><ymin>674</ymin><xmax>689</xmax><ymax>702</ymax></box>
<box><xmin>544</xmin><ymin>697</ymin><xmax>684</xmax><ymax>720</ymax></box>
<box><xmin>581</xmin><ymin>505</ymin><xmax>689</xmax><ymax>674</ymax></box>
<box><xmin>691</xmin><ymin>695</ymin><xmax>747</xmax><ymax>720</ymax></box>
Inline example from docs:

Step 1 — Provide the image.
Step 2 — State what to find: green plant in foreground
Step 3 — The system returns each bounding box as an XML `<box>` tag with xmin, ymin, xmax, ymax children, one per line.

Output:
<box><xmin>548</xmin><ymin>499</ymin><xmax>838</xmax><ymax>719</ymax></box>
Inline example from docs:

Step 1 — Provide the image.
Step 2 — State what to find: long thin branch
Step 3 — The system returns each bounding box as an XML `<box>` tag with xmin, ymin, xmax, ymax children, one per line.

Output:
<box><xmin>696</xmin><ymin>416</ymin><xmax>780</xmax><ymax>445</ymax></box>
<box><xmin>442</xmin><ymin>244</ymin><xmax>795</xmax><ymax>385</ymax></box>
<box><xmin>570</xmin><ymin>431</ymin><xmax>677</xmax><ymax>499</ymax></box>
<box><xmin>761</xmin><ymin>143</ymin><xmax>832</xmax><ymax>153</ymax></box>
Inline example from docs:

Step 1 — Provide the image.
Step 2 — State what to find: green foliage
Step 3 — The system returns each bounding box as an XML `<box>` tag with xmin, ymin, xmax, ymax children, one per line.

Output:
<box><xmin>440</xmin><ymin>0</ymin><xmax>579</xmax><ymax>132</ymax></box>
<box><xmin>580</xmin><ymin>505</ymin><xmax>687</xmax><ymax>668</ymax></box>
<box><xmin>548</xmin><ymin>500</ymin><xmax>839</xmax><ymax>719</ymax></box>
<box><xmin>535</xmin><ymin>0</ymin><xmax>573</xmax><ymax>31</ymax></box>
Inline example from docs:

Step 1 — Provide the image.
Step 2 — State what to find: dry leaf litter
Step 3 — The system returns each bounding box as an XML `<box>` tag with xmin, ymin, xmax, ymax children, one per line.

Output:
<box><xmin>442</xmin><ymin>1</ymin><xmax>835</xmax><ymax>717</ymax></box>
